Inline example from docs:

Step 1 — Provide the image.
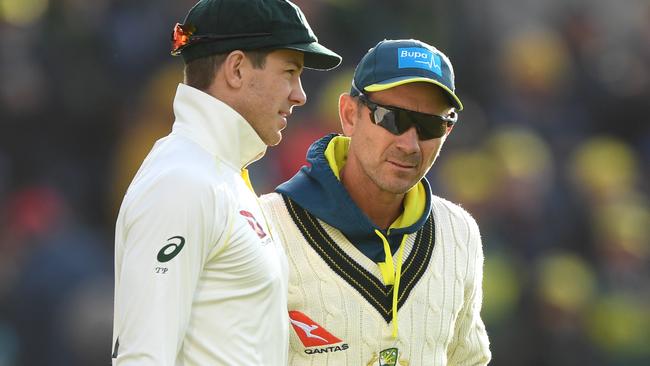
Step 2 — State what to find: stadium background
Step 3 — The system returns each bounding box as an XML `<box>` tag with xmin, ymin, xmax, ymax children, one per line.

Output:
<box><xmin>0</xmin><ymin>0</ymin><xmax>648</xmax><ymax>365</ymax></box>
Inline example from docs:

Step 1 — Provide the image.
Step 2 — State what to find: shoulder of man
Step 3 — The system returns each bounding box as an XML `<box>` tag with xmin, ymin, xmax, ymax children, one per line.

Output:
<box><xmin>122</xmin><ymin>159</ymin><xmax>238</xmax><ymax>227</ymax></box>
<box><xmin>429</xmin><ymin>193</ymin><xmax>479</xmax><ymax>229</ymax></box>
<box><xmin>259</xmin><ymin>192</ymin><xmax>284</xmax><ymax>212</ymax></box>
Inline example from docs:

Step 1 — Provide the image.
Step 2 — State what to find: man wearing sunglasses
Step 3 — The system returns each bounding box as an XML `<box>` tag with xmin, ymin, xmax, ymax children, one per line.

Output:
<box><xmin>261</xmin><ymin>39</ymin><xmax>491</xmax><ymax>365</ymax></box>
<box><xmin>111</xmin><ymin>1</ymin><xmax>341</xmax><ymax>365</ymax></box>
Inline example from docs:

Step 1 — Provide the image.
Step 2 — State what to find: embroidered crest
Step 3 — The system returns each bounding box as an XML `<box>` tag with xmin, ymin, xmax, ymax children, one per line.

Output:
<box><xmin>367</xmin><ymin>348</ymin><xmax>408</xmax><ymax>366</ymax></box>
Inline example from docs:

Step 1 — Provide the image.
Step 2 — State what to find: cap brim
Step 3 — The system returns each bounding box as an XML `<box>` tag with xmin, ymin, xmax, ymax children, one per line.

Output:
<box><xmin>365</xmin><ymin>76</ymin><xmax>463</xmax><ymax>111</ymax></box>
<box><xmin>284</xmin><ymin>42</ymin><xmax>342</xmax><ymax>71</ymax></box>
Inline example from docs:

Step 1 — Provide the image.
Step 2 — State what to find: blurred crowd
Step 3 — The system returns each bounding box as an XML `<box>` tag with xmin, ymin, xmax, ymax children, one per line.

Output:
<box><xmin>1</xmin><ymin>0</ymin><xmax>648</xmax><ymax>365</ymax></box>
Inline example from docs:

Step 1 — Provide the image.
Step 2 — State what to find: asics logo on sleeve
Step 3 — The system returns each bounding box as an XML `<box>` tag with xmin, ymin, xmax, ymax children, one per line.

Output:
<box><xmin>288</xmin><ymin>311</ymin><xmax>342</xmax><ymax>347</ymax></box>
<box><xmin>157</xmin><ymin>236</ymin><xmax>185</xmax><ymax>262</ymax></box>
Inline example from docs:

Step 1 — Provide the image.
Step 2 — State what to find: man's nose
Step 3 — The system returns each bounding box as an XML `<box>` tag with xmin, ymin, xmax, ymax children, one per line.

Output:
<box><xmin>394</xmin><ymin>126</ymin><xmax>420</xmax><ymax>154</ymax></box>
<box><xmin>290</xmin><ymin>77</ymin><xmax>307</xmax><ymax>107</ymax></box>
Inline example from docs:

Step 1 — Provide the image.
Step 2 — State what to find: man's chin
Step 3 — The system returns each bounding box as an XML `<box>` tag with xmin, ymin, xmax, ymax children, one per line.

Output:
<box><xmin>265</xmin><ymin>133</ymin><xmax>283</xmax><ymax>147</ymax></box>
<box><xmin>378</xmin><ymin>178</ymin><xmax>419</xmax><ymax>195</ymax></box>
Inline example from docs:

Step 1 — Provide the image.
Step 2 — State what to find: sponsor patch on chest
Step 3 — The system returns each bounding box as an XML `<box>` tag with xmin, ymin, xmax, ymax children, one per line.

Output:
<box><xmin>289</xmin><ymin>310</ymin><xmax>349</xmax><ymax>354</ymax></box>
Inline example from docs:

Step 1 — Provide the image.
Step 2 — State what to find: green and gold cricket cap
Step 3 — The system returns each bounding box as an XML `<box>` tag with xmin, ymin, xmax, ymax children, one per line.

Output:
<box><xmin>171</xmin><ymin>0</ymin><xmax>341</xmax><ymax>70</ymax></box>
<box><xmin>351</xmin><ymin>39</ymin><xmax>463</xmax><ymax>110</ymax></box>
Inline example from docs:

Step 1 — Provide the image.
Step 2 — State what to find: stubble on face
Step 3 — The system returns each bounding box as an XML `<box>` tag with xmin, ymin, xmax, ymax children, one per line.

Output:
<box><xmin>356</xmin><ymin>136</ymin><xmax>444</xmax><ymax>196</ymax></box>
<box><xmin>238</xmin><ymin>50</ymin><xmax>305</xmax><ymax>147</ymax></box>
<box><xmin>245</xmin><ymin>74</ymin><xmax>284</xmax><ymax>145</ymax></box>
<box><xmin>346</xmin><ymin>83</ymin><xmax>452</xmax><ymax>196</ymax></box>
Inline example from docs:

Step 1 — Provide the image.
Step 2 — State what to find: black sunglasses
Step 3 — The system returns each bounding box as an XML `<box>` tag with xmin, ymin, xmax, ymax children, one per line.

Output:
<box><xmin>357</xmin><ymin>93</ymin><xmax>457</xmax><ymax>140</ymax></box>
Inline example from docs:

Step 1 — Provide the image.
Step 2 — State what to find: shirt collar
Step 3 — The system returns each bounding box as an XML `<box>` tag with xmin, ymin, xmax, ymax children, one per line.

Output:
<box><xmin>171</xmin><ymin>83</ymin><xmax>267</xmax><ymax>170</ymax></box>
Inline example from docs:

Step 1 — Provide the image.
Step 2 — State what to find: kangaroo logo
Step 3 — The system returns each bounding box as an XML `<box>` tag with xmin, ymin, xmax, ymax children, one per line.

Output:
<box><xmin>288</xmin><ymin>311</ymin><xmax>342</xmax><ymax>347</ymax></box>
<box><xmin>290</xmin><ymin>319</ymin><xmax>328</xmax><ymax>342</ymax></box>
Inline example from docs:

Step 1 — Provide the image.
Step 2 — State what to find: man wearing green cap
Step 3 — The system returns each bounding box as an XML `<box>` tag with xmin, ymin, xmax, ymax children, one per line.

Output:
<box><xmin>111</xmin><ymin>1</ymin><xmax>341</xmax><ymax>365</ymax></box>
<box><xmin>261</xmin><ymin>39</ymin><xmax>491</xmax><ymax>365</ymax></box>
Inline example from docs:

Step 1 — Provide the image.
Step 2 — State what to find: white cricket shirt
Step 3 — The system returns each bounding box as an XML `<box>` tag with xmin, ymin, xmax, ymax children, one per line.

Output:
<box><xmin>112</xmin><ymin>84</ymin><xmax>289</xmax><ymax>365</ymax></box>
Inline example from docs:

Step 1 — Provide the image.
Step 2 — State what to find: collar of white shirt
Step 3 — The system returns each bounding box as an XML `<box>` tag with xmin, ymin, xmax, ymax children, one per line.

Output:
<box><xmin>171</xmin><ymin>83</ymin><xmax>267</xmax><ymax>171</ymax></box>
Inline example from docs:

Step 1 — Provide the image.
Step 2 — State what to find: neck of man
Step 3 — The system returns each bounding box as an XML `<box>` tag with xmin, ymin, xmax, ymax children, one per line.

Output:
<box><xmin>340</xmin><ymin>161</ymin><xmax>405</xmax><ymax>231</ymax></box>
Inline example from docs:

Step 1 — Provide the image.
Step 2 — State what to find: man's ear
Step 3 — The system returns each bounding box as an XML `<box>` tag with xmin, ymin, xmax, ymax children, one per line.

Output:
<box><xmin>339</xmin><ymin>93</ymin><xmax>359</xmax><ymax>137</ymax></box>
<box><xmin>222</xmin><ymin>50</ymin><xmax>247</xmax><ymax>89</ymax></box>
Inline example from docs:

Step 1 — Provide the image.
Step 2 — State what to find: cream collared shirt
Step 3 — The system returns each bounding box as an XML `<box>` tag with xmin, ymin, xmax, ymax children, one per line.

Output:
<box><xmin>112</xmin><ymin>84</ymin><xmax>289</xmax><ymax>366</ymax></box>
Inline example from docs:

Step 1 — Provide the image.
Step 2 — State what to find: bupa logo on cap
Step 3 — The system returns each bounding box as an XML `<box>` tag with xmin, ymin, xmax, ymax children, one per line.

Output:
<box><xmin>397</xmin><ymin>47</ymin><xmax>442</xmax><ymax>77</ymax></box>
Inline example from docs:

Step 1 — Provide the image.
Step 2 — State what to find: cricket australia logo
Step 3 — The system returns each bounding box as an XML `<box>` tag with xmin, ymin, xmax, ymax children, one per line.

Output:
<box><xmin>239</xmin><ymin>210</ymin><xmax>267</xmax><ymax>239</ymax></box>
<box><xmin>367</xmin><ymin>347</ymin><xmax>408</xmax><ymax>366</ymax></box>
<box><xmin>289</xmin><ymin>311</ymin><xmax>349</xmax><ymax>354</ymax></box>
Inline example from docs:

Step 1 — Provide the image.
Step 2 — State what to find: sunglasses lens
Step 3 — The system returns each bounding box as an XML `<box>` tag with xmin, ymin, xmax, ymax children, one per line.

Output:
<box><xmin>373</xmin><ymin>107</ymin><xmax>401</xmax><ymax>135</ymax></box>
<box><xmin>411</xmin><ymin>115</ymin><xmax>448</xmax><ymax>139</ymax></box>
<box><xmin>363</xmin><ymin>96</ymin><xmax>452</xmax><ymax>140</ymax></box>
<box><xmin>376</xmin><ymin>109</ymin><xmax>448</xmax><ymax>140</ymax></box>
<box><xmin>394</xmin><ymin>110</ymin><xmax>417</xmax><ymax>134</ymax></box>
